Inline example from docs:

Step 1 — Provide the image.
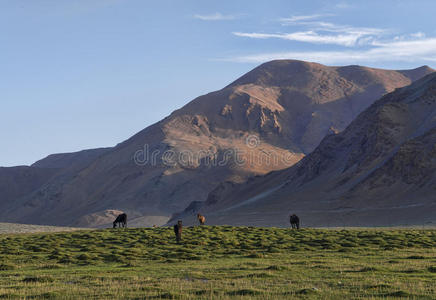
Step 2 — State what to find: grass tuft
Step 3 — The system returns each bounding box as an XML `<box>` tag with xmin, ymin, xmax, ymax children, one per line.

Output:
<box><xmin>406</xmin><ymin>255</ymin><xmax>425</xmax><ymax>259</ymax></box>
<box><xmin>0</xmin><ymin>263</ymin><xmax>16</xmax><ymax>271</ymax></box>
<box><xmin>227</xmin><ymin>289</ymin><xmax>263</xmax><ymax>296</ymax></box>
<box><xmin>22</xmin><ymin>276</ymin><xmax>54</xmax><ymax>283</ymax></box>
<box><xmin>297</xmin><ymin>288</ymin><xmax>319</xmax><ymax>295</ymax></box>
<box><xmin>428</xmin><ymin>266</ymin><xmax>436</xmax><ymax>273</ymax></box>
<box><xmin>382</xmin><ymin>290</ymin><xmax>411</xmax><ymax>297</ymax></box>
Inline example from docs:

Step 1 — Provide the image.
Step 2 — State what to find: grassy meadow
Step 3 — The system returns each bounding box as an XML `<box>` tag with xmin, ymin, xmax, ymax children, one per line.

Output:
<box><xmin>0</xmin><ymin>226</ymin><xmax>435</xmax><ymax>299</ymax></box>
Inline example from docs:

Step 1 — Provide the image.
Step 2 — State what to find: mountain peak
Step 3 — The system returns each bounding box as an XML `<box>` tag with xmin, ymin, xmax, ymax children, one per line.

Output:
<box><xmin>227</xmin><ymin>59</ymin><xmax>327</xmax><ymax>87</ymax></box>
<box><xmin>415</xmin><ymin>65</ymin><xmax>433</xmax><ymax>71</ymax></box>
<box><xmin>398</xmin><ymin>65</ymin><xmax>435</xmax><ymax>82</ymax></box>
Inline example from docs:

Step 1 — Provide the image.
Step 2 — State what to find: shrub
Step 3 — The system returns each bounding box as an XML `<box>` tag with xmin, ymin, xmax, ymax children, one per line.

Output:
<box><xmin>428</xmin><ymin>266</ymin><xmax>436</xmax><ymax>273</ymax></box>
<box><xmin>227</xmin><ymin>289</ymin><xmax>263</xmax><ymax>296</ymax></box>
<box><xmin>22</xmin><ymin>276</ymin><xmax>54</xmax><ymax>283</ymax></box>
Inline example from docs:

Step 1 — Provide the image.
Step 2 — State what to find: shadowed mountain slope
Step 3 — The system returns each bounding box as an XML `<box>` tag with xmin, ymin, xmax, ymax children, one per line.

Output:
<box><xmin>0</xmin><ymin>167</ymin><xmax>59</xmax><ymax>208</ymax></box>
<box><xmin>199</xmin><ymin>72</ymin><xmax>436</xmax><ymax>227</ymax></box>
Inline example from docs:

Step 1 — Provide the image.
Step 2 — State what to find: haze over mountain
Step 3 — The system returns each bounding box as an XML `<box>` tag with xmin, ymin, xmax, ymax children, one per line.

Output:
<box><xmin>0</xmin><ymin>60</ymin><xmax>433</xmax><ymax>227</ymax></box>
<box><xmin>198</xmin><ymin>72</ymin><xmax>436</xmax><ymax>227</ymax></box>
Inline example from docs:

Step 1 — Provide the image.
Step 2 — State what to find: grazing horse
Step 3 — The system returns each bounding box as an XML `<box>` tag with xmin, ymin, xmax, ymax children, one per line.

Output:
<box><xmin>290</xmin><ymin>214</ymin><xmax>300</xmax><ymax>229</ymax></box>
<box><xmin>197</xmin><ymin>213</ymin><xmax>206</xmax><ymax>225</ymax></box>
<box><xmin>173</xmin><ymin>220</ymin><xmax>182</xmax><ymax>243</ymax></box>
<box><xmin>113</xmin><ymin>213</ymin><xmax>127</xmax><ymax>228</ymax></box>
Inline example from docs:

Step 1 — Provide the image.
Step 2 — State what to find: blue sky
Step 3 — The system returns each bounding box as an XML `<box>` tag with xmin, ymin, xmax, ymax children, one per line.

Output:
<box><xmin>1</xmin><ymin>0</ymin><xmax>436</xmax><ymax>166</ymax></box>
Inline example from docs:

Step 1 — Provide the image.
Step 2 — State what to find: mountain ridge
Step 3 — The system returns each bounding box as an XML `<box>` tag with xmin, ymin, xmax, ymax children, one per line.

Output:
<box><xmin>0</xmin><ymin>60</ymin><xmax>434</xmax><ymax>227</ymax></box>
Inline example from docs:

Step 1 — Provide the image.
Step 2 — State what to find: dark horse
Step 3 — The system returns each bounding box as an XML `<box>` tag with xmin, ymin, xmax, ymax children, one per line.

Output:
<box><xmin>173</xmin><ymin>220</ymin><xmax>182</xmax><ymax>243</ymax></box>
<box><xmin>113</xmin><ymin>213</ymin><xmax>127</xmax><ymax>228</ymax></box>
<box><xmin>290</xmin><ymin>214</ymin><xmax>300</xmax><ymax>229</ymax></box>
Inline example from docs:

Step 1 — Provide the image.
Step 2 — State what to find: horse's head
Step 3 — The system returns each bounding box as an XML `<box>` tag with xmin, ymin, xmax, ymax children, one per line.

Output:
<box><xmin>113</xmin><ymin>221</ymin><xmax>116</xmax><ymax>228</ymax></box>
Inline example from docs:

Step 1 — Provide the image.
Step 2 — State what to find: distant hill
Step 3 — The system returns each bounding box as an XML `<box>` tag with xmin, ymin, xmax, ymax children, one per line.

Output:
<box><xmin>199</xmin><ymin>72</ymin><xmax>436</xmax><ymax>227</ymax></box>
<box><xmin>0</xmin><ymin>60</ymin><xmax>433</xmax><ymax>227</ymax></box>
<box><xmin>0</xmin><ymin>166</ymin><xmax>59</xmax><ymax>206</ymax></box>
<box><xmin>0</xmin><ymin>148</ymin><xmax>110</xmax><ymax>218</ymax></box>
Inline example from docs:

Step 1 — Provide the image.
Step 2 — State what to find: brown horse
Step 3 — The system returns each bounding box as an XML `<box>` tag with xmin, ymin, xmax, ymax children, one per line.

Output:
<box><xmin>197</xmin><ymin>213</ymin><xmax>206</xmax><ymax>225</ymax></box>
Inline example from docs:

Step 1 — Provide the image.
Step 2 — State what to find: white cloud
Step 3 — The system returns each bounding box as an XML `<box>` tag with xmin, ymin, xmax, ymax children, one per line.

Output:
<box><xmin>410</xmin><ymin>32</ymin><xmax>426</xmax><ymax>38</ymax></box>
<box><xmin>224</xmin><ymin>38</ymin><xmax>436</xmax><ymax>64</ymax></box>
<box><xmin>335</xmin><ymin>2</ymin><xmax>352</xmax><ymax>9</ymax></box>
<box><xmin>229</xmin><ymin>13</ymin><xmax>435</xmax><ymax>66</ymax></box>
<box><xmin>194</xmin><ymin>12</ymin><xmax>236</xmax><ymax>21</ymax></box>
<box><xmin>394</xmin><ymin>32</ymin><xmax>427</xmax><ymax>41</ymax></box>
<box><xmin>279</xmin><ymin>14</ymin><xmax>332</xmax><ymax>23</ymax></box>
<box><xmin>233</xmin><ymin>30</ymin><xmax>378</xmax><ymax>47</ymax></box>
<box><xmin>235</xmin><ymin>17</ymin><xmax>386</xmax><ymax>47</ymax></box>
<box><xmin>302</xmin><ymin>22</ymin><xmax>385</xmax><ymax>35</ymax></box>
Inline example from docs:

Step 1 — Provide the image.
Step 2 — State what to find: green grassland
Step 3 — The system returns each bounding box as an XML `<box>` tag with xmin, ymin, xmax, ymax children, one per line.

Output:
<box><xmin>0</xmin><ymin>226</ymin><xmax>435</xmax><ymax>299</ymax></box>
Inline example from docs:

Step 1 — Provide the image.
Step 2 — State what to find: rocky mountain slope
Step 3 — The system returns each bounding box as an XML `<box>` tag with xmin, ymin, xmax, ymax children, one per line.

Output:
<box><xmin>0</xmin><ymin>60</ymin><xmax>433</xmax><ymax>227</ymax></box>
<box><xmin>198</xmin><ymin>72</ymin><xmax>436</xmax><ymax>227</ymax></box>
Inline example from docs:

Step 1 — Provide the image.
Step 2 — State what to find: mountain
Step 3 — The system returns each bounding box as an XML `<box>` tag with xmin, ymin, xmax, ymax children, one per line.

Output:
<box><xmin>0</xmin><ymin>148</ymin><xmax>111</xmax><ymax>215</ymax></box>
<box><xmin>198</xmin><ymin>72</ymin><xmax>436</xmax><ymax>227</ymax></box>
<box><xmin>32</xmin><ymin>148</ymin><xmax>111</xmax><ymax>169</ymax></box>
<box><xmin>0</xmin><ymin>60</ymin><xmax>433</xmax><ymax>227</ymax></box>
<box><xmin>0</xmin><ymin>166</ymin><xmax>59</xmax><ymax>206</ymax></box>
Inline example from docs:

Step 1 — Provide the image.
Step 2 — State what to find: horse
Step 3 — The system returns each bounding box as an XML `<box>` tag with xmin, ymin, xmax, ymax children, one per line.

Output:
<box><xmin>290</xmin><ymin>214</ymin><xmax>300</xmax><ymax>229</ymax></box>
<box><xmin>113</xmin><ymin>213</ymin><xmax>127</xmax><ymax>228</ymax></box>
<box><xmin>173</xmin><ymin>220</ymin><xmax>182</xmax><ymax>243</ymax></box>
<box><xmin>197</xmin><ymin>213</ymin><xmax>206</xmax><ymax>225</ymax></box>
